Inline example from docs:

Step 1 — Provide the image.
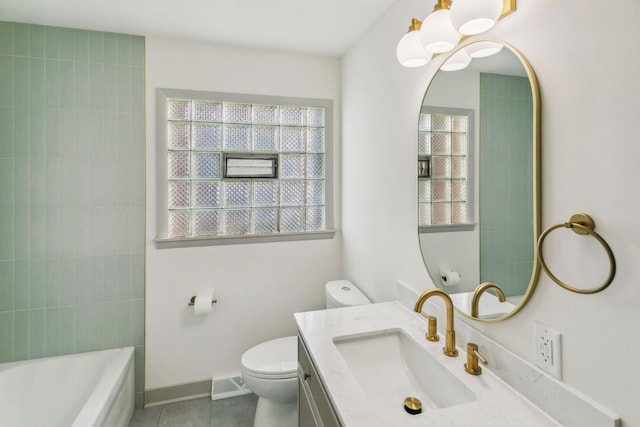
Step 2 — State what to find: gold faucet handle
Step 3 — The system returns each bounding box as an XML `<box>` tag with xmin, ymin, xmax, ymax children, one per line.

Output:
<box><xmin>418</xmin><ymin>312</ymin><xmax>440</xmax><ymax>342</ymax></box>
<box><xmin>464</xmin><ymin>343</ymin><xmax>488</xmax><ymax>375</ymax></box>
<box><xmin>426</xmin><ymin>315</ymin><xmax>439</xmax><ymax>342</ymax></box>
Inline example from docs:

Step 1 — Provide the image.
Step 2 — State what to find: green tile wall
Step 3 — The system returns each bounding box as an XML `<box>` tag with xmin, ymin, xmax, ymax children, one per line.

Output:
<box><xmin>0</xmin><ymin>22</ymin><xmax>145</xmax><ymax>405</ymax></box>
<box><xmin>479</xmin><ymin>73</ymin><xmax>533</xmax><ymax>297</ymax></box>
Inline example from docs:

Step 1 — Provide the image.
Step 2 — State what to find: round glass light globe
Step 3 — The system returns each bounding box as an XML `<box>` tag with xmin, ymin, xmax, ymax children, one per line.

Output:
<box><xmin>397</xmin><ymin>31</ymin><xmax>432</xmax><ymax>67</ymax></box>
<box><xmin>419</xmin><ymin>9</ymin><xmax>460</xmax><ymax>54</ymax></box>
<box><xmin>441</xmin><ymin>48</ymin><xmax>472</xmax><ymax>71</ymax></box>
<box><xmin>466</xmin><ymin>41</ymin><xmax>503</xmax><ymax>58</ymax></box>
<box><xmin>449</xmin><ymin>0</ymin><xmax>503</xmax><ymax>35</ymax></box>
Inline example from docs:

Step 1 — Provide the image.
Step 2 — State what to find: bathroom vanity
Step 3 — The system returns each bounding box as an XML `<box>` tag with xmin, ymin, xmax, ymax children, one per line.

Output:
<box><xmin>295</xmin><ymin>302</ymin><xmax>562</xmax><ymax>427</ymax></box>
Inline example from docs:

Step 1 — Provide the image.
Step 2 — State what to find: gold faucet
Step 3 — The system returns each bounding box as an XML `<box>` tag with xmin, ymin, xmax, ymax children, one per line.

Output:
<box><xmin>464</xmin><ymin>343</ymin><xmax>488</xmax><ymax>375</ymax></box>
<box><xmin>414</xmin><ymin>289</ymin><xmax>458</xmax><ymax>357</ymax></box>
<box><xmin>471</xmin><ymin>282</ymin><xmax>506</xmax><ymax>318</ymax></box>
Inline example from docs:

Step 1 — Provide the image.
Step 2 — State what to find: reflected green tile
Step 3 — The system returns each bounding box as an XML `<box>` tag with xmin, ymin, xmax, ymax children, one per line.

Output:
<box><xmin>60</xmin><ymin>307</ymin><xmax>74</xmax><ymax>354</ymax></box>
<box><xmin>0</xmin><ymin>55</ymin><xmax>14</xmax><ymax>107</ymax></box>
<box><xmin>29</xmin><ymin>210</ymin><xmax>45</xmax><ymax>261</ymax></box>
<box><xmin>29</xmin><ymin>309</ymin><xmax>45</xmax><ymax>358</ymax></box>
<box><xmin>104</xmin><ymin>32</ymin><xmax>117</xmax><ymax>64</ymax></box>
<box><xmin>0</xmin><ymin>261</ymin><xmax>14</xmax><ymax>311</ymax></box>
<box><xmin>89</xmin><ymin>63</ymin><xmax>104</xmax><ymax>110</ymax></box>
<box><xmin>89</xmin><ymin>256</ymin><xmax>105</xmax><ymax>302</ymax></box>
<box><xmin>30</xmin><ymin>157</ymin><xmax>45</xmax><ymax>208</ymax></box>
<box><xmin>59</xmin><ymin>27</ymin><xmax>75</xmax><ymax>61</ymax></box>
<box><xmin>132</xmin><ymin>254</ymin><xmax>144</xmax><ymax>299</ymax></box>
<box><xmin>103</xmin><ymin>64</ymin><xmax>117</xmax><ymax>111</ymax></box>
<box><xmin>59</xmin><ymin>110</ymin><xmax>76</xmax><ymax>155</ymax></box>
<box><xmin>75</xmin><ymin>303</ymin><xmax>104</xmax><ymax>352</ymax></box>
<box><xmin>44</xmin><ymin>307</ymin><xmax>61</xmax><ymax>356</ymax></box>
<box><xmin>29</xmin><ymin>25</ymin><xmax>45</xmax><ymax>58</ymax></box>
<box><xmin>116</xmin><ymin>34</ymin><xmax>131</xmax><ymax>66</ymax></box>
<box><xmin>45</xmin><ymin>59</ymin><xmax>61</xmax><ymax>109</ymax></box>
<box><xmin>131</xmin><ymin>299</ymin><xmax>143</xmax><ymax>346</ymax></box>
<box><xmin>74</xmin><ymin>29</ymin><xmax>89</xmax><ymax>61</ymax></box>
<box><xmin>103</xmin><ymin>302</ymin><xmax>120</xmax><ymax>348</ymax></box>
<box><xmin>132</xmin><ymin>67</ymin><xmax>144</xmax><ymax>113</ymax></box>
<box><xmin>75</xmin><ymin>61</ymin><xmax>89</xmax><ymax>110</ymax></box>
<box><xmin>44</xmin><ymin>26</ymin><xmax>60</xmax><ymax>59</ymax></box>
<box><xmin>0</xmin><ymin>22</ymin><xmax>13</xmax><ymax>55</ymax></box>
<box><xmin>29</xmin><ymin>258</ymin><xmax>45</xmax><ymax>308</ymax></box>
<box><xmin>60</xmin><ymin>60</ymin><xmax>75</xmax><ymax>109</ymax></box>
<box><xmin>74</xmin><ymin>256</ymin><xmax>91</xmax><ymax>304</ymax></box>
<box><xmin>14</xmin><ymin>209</ymin><xmax>29</xmax><ymax>259</ymax></box>
<box><xmin>60</xmin><ymin>258</ymin><xmax>75</xmax><ymax>306</ymax></box>
<box><xmin>0</xmin><ymin>209</ymin><xmax>15</xmax><ymax>261</ymax></box>
<box><xmin>0</xmin><ymin>159</ymin><xmax>14</xmax><ymax>209</ymax></box>
<box><xmin>89</xmin><ymin>31</ymin><xmax>104</xmax><ymax>63</ymax></box>
<box><xmin>116</xmin><ymin>301</ymin><xmax>132</xmax><ymax>345</ymax></box>
<box><xmin>0</xmin><ymin>312</ymin><xmax>13</xmax><ymax>362</ymax></box>
<box><xmin>116</xmin><ymin>255</ymin><xmax>132</xmax><ymax>300</ymax></box>
<box><xmin>13</xmin><ymin>158</ymin><xmax>28</xmax><ymax>210</ymax></box>
<box><xmin>0</xmin><ymin>107</ymin><xmax>14</xmax><ymax>157</ymax></box>
<box><xmin>13</xmin><ymin>309</ymin><xmax>29</xmax><ymax>359</ymax></box>
<box><xmin>45</xmin><ymin>109</ymin><xmax>61</xmax><ymax>158</ymax></box>
<box><xmin>103</xmin><ymin>256</ymin><xmax>118</xmax><ymax>301</ymax></box>
<box><xmin>14</xmin><ymin>56</ymin><xmax>29</xmax><ymax>108</ymax></box>
<box><xmin>14</xmin><ymin>24</ymin><xmax>29</xmax><ymax>57</ymax></box>
<box><xmin>15</xmin><ymin>109</ymin><xmax>29</xmax><ymax>157</ymax></box>
<box><xmin>29</xmin><ymin>58</ymin><xmax>45</xmax><ymax>108</ymax></box>
<box><xmin>131</xmin><ymin>36</ymin><xmax>144</xmax><ymax>67</ymax></box>
<box><xmin>14</xmin><ymin>260</ymin><xmax>28</xmax><ymax>309</ymax></box>
<box><xmin>117</xmin><ymin>65</ymin><xmax>132</xmax><ymax>112</ymax></box>
<box><xmin>59</xmin><ymin>207</ymin><xmax>77</xmax><ymax>257</ymax></box>
<box><xmin>45</xmin><ymin>258</ymin><xmax>61</xmax><ymax>307</ymax></box>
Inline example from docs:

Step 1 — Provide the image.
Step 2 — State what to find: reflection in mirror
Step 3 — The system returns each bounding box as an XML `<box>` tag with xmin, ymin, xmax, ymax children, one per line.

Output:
<box><xmin>418</xmin><ymin>41</ymin><xmax>540</xmax><ymax>321</ymax></box>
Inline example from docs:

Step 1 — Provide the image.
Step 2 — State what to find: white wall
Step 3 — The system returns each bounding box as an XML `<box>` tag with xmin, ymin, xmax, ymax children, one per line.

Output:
<box><xmin>342</xmin><ymin>1</ymin><xmax>640</xmax><ymax>426</ymax></box>
<box><xmin>144</xmin><ymin>38</ymin><xmax>342</xmax><ymax>389</ymax></box>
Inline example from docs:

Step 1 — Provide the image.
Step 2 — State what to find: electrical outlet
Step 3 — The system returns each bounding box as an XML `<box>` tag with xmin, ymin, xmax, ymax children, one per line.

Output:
<box><xmin>534</xmin><ymin>321</ymin><xmax>562</xmax><ymax>379</ymax></box>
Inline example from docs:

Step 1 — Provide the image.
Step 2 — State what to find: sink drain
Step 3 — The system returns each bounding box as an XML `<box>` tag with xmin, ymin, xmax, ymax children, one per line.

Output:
<box><xmin>403</xmin><ymin>397</ymin><xmax>422</xmax><ymax>415</ymax></box>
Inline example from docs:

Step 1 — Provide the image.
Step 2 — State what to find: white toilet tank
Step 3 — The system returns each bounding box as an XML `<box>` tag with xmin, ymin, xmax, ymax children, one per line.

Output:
<box><xmin>325</xmin><ymin>280</ymin><xmax>371</xmax><ymax>308</ymax></box>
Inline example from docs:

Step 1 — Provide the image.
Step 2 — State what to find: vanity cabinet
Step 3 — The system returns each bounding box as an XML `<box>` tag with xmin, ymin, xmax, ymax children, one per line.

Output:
<box><xmin>298</xmin><ymin>335</ymin><xmax>342</xmax><ymax>427</ymax></box>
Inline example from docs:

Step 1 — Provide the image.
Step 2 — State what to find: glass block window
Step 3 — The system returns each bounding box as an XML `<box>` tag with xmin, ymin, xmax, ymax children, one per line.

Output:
<box><xmin>418</xmin><ymin>109</ymin><xmax>473</xmax><ymax>227</ymax></box>
<box><xmin>158</xmin><ymin>89</ymin><xmax>332</xmax><ymax>240</ymax></box>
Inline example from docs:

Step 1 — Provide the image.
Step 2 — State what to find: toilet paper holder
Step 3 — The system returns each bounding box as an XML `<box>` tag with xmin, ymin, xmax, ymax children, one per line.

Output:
<box><xmin>188</xmin><ymin>296</ymin><xmax>218</xmax><ymax>307</ymax></box>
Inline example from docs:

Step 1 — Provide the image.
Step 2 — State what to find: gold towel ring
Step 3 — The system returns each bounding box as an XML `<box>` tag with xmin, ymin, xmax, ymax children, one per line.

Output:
<box><xmin>537</xmin><ymin>213</ymin><xmax>616</xmax><ymax>294</ymax></box>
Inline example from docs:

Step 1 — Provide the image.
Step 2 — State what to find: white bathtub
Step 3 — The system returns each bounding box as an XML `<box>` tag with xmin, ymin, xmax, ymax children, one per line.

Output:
<box><xmin>0</xmin><ymin>347</ymin><xmax>135</xmax><ymax>427</ymax></box>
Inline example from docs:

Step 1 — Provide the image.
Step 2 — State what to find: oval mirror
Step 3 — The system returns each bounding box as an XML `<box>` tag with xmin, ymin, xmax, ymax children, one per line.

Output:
<box><xmin>417</xmin><ymin>40</ymin><xmax>540</xmax><ymax>321</ymax></box>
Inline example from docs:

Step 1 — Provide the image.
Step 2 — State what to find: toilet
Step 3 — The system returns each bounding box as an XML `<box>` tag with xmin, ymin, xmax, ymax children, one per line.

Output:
<box><xmin>240</xmin><ymin>280</ymin><xmax>371</xmax><ymax>427</ymax></box>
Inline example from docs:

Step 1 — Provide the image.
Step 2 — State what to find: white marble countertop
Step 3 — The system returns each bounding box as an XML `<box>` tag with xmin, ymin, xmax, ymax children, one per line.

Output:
<box><xmin>295</xmin><ymin>301</ymin><xmax>561</xmax><ymax>427</ymax></box>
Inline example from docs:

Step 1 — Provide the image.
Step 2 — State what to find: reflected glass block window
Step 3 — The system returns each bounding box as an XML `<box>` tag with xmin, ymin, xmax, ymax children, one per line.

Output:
<box><xmin>418</xmin><ymin>109</ymin><xmax>471</xmax><ymax>227</ymax></box>
<box><xmin>163</xmin><ymin>92</ymin><xmax>328</xmax><ymax>238</ymax></box>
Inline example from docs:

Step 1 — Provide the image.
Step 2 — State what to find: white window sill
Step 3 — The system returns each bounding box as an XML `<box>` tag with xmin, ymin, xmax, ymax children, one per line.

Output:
<box><xmin>155</xmin><ymin>229</ymin><xmax>336</xmax><ymax>249</ymax></box>
<box><xmin>419</xmin><ymin>223</ymin><xmax>476</xmax><ymax>233</ymax></box>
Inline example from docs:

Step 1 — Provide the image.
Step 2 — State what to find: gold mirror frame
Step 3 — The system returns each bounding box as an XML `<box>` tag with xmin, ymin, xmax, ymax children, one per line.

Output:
<box><xmin>418</xmin><ymin>40</ymin><xmax>541</xmax><ymax>322</ymax></box>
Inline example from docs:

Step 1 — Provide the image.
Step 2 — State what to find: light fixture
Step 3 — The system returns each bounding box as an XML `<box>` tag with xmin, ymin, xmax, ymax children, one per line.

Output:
<box><xmin>397</xmin><ymin>0</ymin><xmax>516</xmax><ymax>68</ymax></box>
<box><xmin>450</xmin><ymin>0</ymin><xmax>503</xmax><ymax>35</ymax></box>
<box><xmin>419</xmin><ymin>0</ymin><xmax>460</xmax><ymax>54</ymax></box>
<box><xmin>396</xmin><ymin>19</ymin><xmax>432</xmax><ymax>68</ymax></box>
<box><xmin>465</xmin><ymin>40</ymin><xmax>503</xmax><ymax>58</ymax></box>
<box><xmin>440</xmin><ymin>48</ymin><xmax>471</xmax><ymax>71</ymax></box>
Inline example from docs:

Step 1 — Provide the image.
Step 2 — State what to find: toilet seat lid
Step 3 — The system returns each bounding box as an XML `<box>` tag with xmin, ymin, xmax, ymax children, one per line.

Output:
<box><xmin>241</xmin><ymin>336</ymin><xmax>298</xmax><ymax>377</ymax></box>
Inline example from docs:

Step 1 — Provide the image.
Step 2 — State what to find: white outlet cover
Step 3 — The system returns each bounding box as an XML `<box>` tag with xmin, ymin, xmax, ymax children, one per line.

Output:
<box><xmin>534</xmin><ymin>321</ymin><xmax>562</xmax><ymax>380</ymax></box>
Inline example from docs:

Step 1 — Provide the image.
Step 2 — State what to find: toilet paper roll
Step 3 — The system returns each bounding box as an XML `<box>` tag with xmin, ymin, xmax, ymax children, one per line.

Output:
<box><xmin>193</xmin><ymin>290</ymin><xmax>215</xmax><ymax>316</ymax></box>
<box><xmin>440</xmin><ymin>270</ymin><xmax>461</xmax><ymax>286</ymax></box>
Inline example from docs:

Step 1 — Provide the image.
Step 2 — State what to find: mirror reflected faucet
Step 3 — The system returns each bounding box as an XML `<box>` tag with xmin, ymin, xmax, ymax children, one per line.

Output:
<box><xmin>471</xmin><ymin>282</ymin><xmax>506</xmax><ymax>318</ymax></box>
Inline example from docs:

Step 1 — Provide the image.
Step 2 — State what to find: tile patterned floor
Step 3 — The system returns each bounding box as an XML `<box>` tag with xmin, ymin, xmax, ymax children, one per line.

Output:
<box><xmin>129</xmin><ymin>394</ymin><xmax>258</xmax><ymax>427</ymax></box>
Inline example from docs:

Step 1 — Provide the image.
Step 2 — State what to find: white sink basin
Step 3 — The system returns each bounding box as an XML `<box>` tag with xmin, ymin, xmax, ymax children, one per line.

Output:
<box><xmin>332</xmin><ymin>328</ymin><xmax>476</xmax><ymax>412</ymax></box>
